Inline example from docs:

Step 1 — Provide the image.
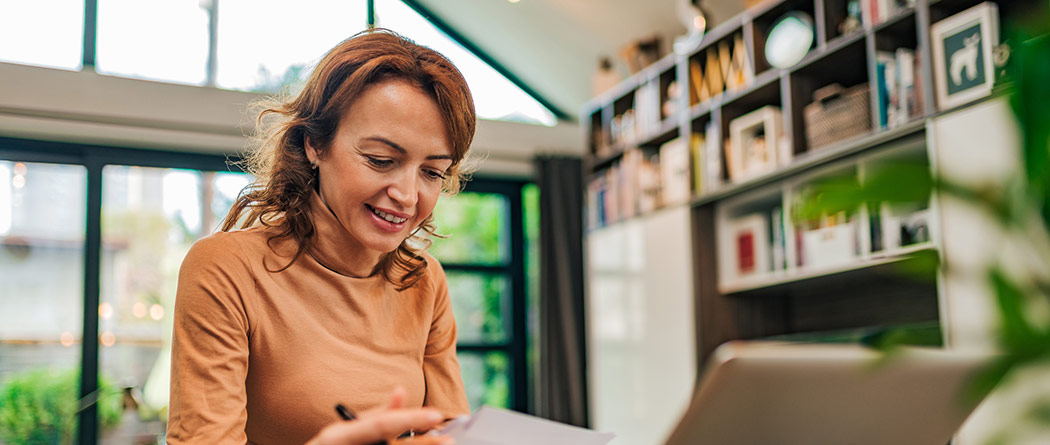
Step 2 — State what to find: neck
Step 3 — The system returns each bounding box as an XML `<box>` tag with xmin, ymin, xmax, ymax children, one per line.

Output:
<box><xmin>309</xmin><ymin>190</ymin><xmax>383</xmax><ymax>278</ymax></box>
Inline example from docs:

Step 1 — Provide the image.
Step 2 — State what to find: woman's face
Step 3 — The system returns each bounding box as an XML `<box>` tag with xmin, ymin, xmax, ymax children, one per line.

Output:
<box><xmin>306</xmin><ymin>79</ymin><xmax>453</xmax><ymax>268</ymax></box>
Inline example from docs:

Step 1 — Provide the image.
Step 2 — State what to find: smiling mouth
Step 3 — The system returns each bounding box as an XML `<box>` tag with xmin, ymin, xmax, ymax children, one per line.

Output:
<box><xmin>366</xmin><ymin>204</ymin><xmax>408</xmax><ymax>224</ymax></box>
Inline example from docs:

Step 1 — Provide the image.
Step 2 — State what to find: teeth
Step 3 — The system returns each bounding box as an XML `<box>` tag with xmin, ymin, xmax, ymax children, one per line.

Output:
<box><xmin>371</xmin><ymin>207</ymin><xmax>407</xmax><ymax>224</ymax></box>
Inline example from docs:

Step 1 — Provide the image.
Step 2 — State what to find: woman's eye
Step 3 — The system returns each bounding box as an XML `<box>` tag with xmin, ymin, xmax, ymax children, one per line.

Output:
<box><xmin>424</xmin><ymin>169</ymin><xmax>447</xmax><ymax>181</ymax></box>
<box><xmin>366</xmin><ymin>157</ymin><xmax>393</xmax><ymax>168</ymax></box>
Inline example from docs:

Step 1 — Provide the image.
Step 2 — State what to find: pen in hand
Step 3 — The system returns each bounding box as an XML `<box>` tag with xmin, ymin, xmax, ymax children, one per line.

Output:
<box><xmin>335</xmin><ymin>403</ymin><xmax>358</xmax><ymax>422</ymax></box>
<box><xmin>334</xmin><ymin>404</ymin><xmax>388</xmax><ymax>445</ymax></box>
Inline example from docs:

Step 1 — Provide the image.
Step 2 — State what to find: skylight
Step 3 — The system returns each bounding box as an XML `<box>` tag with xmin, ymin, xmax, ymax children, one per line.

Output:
<box><xmin>375</xmin><ymin>0</ymin><xmax>557</xmax><ymax>127</ymax></box>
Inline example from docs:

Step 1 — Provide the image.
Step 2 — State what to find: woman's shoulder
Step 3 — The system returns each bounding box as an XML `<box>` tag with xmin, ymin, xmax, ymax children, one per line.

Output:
<box><xmin>190</xmin><ymin>227</ymin><xmax>268</xmax><ymax>254</ymax></box>
<box><xmin>414</xmin><ymin>251</ymin><xmax>448</xmax><ymax>292</ymax></box>
<box><xmin>183</xmin><ymin>226</ymin><xmax>280</xmax><ymax>269</ymax></box>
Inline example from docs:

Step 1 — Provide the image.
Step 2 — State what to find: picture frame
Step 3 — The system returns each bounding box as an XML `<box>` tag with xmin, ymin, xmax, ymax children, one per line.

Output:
<box><xmin>930</xmin><ymin>2</ymin><xmax>999</xmax><ymax>111</ymax></box>
<box><xmin>726</xmin><ymin>105</ymin><xmax>784</xmax><ymax>182</ymax></box>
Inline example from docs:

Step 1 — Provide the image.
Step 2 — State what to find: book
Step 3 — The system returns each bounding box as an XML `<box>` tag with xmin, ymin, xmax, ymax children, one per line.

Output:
<box><xmin>718</xmin><ymin>40</ymin><xmax>732</xmax><ymax>87</ymax></box>
<box><xmin>660</xmin><ymin>138</ymin><xmax>692</xmax><ymax>206</ymax></box>
<box><xmin>912</xmin><ymin>51</ymin><xmax>925</xmax><ymax>117</ymax></box>
<box><xmin>896</xmin><ymin>48</ymin><xmax>915</xmax><ymax>127</ymax></box>
<box><xmin>638</xmin><ymin>152</ymin><xmax>661</xmax><ymax>213</ymax></box>
<box><xmin>771</xmin><ymin>206</ymin><xmax>786</xmax><ymax>271</ymax></box>
<box><xmin>620</xmin><ymin>149</ymin><xmax>642</xmax><ymax>219</ymax></box>
<box><xmin>704</xmin><ymin>120</ymin><xmax>721</xmax><ymax>191</ymax></box>
<box><xmin>875</xmin><ymin>51</ymin><xmax>894</xmax><ymax>129</ymax></box>
<box><xmin>438</xmin><ymin>406</ymin><xmax>615</xmax><ymax>445</ymax></box>
<box><xmin>690</xmin><ymin>132</ymin><xmax>706</xmax><ymax>196</ymax></box>
<box><xmin>705</xmin><ymin>49</ymin><xmax>725</xmax><ymax>97</ymax></box>
<box><xmin>725</xmin><ymin>34</ymin><xmax>752</xmax><ymax>92</ymax></box>
<box><xmin>689</xmin><ymin>59</ymin><xmax>709</xmax><ymax>104</ymax></box>
<box><xmin>730</xmin><ymin>213</ymin><xmax>771</xmax><ymax>278</ymax></box>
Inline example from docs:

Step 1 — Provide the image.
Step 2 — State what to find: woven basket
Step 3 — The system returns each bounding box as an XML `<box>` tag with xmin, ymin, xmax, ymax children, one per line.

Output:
<box><xmin>804</xmin><ymin>83</ymin><xmax>872</xmax><ymax>150</ymax></box>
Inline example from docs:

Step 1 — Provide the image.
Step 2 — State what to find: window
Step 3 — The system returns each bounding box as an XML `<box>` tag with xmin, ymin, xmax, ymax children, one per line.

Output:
<box><xmin>2</xmin><ymin>2</ymin><xmax>560</xmax><ymax>125</ymax></box>
<box><xmin>430</xmin><ymin>179</ymin><xmax>533</xmax><ymax>411</ymax></box>
<box><xmin>96</xmin><ymin>0</ymin><xmax>210</xmax><ymax>85</ymax></box>
<box><xmin>0</xmin><ymin>0</ymin><xmax>84</xmax><ymax>70</ymax></box>
<box><xmin>215</xmin><ymin>0</ymin><xmax>367</xmax><ymax>92</ymax></box>
<box><xmin>0</xmin><ymin>161</ymin><xmax>87</xmax><ymax>443</ymax></box>
<box><xmin>374</xmin><ymin>0</ymin><xmax>557</xmax><ymax>126</ymax></box>
<box><xmin>98</xmin><ymin>167</ymin><xmax>250</xmax><ymax>442</ymax></box>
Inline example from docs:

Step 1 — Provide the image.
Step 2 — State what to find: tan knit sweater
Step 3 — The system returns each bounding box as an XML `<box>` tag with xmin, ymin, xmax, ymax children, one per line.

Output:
<box><xmin>167</xmin><ymin>192</ymin><xmax>468</xmax><ymax>444</ymax></box>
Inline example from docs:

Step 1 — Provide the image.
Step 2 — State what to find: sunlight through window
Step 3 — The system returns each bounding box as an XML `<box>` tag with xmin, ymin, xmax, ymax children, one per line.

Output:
<box><xmin>375</xmin><ymin>0</ymin><xmax>556</xmax><ymax>126</ymax></box>
<box><xmin>0</xmin><ymin>0</ymin><xmax>83</xmax><ymax>70</ymax></box>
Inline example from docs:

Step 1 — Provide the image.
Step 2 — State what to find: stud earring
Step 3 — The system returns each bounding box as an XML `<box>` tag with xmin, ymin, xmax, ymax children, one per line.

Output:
<box><xmin>311</xmin><ymin>161</ymin><xmax>318</xmax><ymax>169</ymax></box>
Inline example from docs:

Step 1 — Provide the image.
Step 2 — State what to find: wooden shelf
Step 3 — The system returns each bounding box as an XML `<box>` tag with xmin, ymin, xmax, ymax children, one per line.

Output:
<box><xmin>636</xmin><ymin>117</ymin><xmax>679</xmax><ymax>148</ymax></box>
<box><xmin>871</xmin><ymin>7</ymin><xmax>917</xmax><ymax>34</ymax></box>
<box><xmin>719</xmin><ymin>243</ymin><xmax>936</xmax><ymax>295</ymax></box>
<box><xmin>692</xmin><ymin>120</ymin><xmax>926</xmax><ymax>206</ymax></box>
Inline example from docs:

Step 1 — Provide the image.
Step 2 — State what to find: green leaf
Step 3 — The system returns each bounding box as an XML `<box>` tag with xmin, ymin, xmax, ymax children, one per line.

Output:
<box><xmin>797</xmin><ymin>162</ymin><xmax>932</xmax><ymax>221</ymax></box>
<box><xmin>989</xmin><ymin>268</ymin><xmax>1043</xmax><ymax>356</ymax></box>
<box><xmin>967</xmin><ymin>355</ymin><xmax>1015</xmax><ymax>404</ymax></box>
<box><xmin>1005</xmin><ymin>25</ymin><xmax>1050</xmax><ymax>233</ymax></box>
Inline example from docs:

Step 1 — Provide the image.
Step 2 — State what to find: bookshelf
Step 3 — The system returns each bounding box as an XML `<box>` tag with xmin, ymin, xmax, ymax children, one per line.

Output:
<box><xmin>581</xmin><ymin>0</ymin><xmax>1044</xmax><ymax>363</ymax></box>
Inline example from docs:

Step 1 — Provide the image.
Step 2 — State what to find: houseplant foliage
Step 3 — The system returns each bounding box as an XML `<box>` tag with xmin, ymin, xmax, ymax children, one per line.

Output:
<box><xmin>800</xmin><ymin>10</ymin><xmax>1050</xmax><ymax>440</ymax></box>
<box><xmin>0</xmin><ymin>368</ymin><xmax>122</xmax><ymax>444</ymax></box>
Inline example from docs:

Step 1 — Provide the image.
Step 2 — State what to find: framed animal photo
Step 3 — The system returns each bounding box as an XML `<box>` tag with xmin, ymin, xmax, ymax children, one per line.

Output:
<box><xmin>930</xmin><ymin>2</ymin><xmax>999</xmax><ymax>110</ymax></box>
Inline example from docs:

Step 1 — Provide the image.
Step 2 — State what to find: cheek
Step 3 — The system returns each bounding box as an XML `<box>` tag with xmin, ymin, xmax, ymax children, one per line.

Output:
<box><xmin>415</xmin><ymin>188</ymin><xmax>442</xmax><ymax>221</ymax></box>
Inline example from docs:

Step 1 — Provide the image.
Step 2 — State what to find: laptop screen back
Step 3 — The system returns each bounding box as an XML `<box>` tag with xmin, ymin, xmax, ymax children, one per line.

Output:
<box><xmin>665</xmin><ymin>341</ymin><xmax>992</xmax><ymax>445</ymax></box>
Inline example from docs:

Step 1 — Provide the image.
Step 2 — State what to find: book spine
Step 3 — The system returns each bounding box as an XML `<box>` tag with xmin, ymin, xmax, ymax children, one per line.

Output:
<box><xmin>896</xmin><ymin>48</ymin><xmax>915</xmax><ymax>127</ymax></box>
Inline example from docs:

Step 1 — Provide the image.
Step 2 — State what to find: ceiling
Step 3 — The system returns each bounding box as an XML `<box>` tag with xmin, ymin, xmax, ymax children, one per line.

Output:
<box><xmin>414</xmin><ymin>0</ymin><xmax>749</xmax><ymax>121</ymax></box>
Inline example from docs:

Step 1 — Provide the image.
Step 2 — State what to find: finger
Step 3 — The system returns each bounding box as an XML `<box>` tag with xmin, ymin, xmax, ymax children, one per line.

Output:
<box><xmin>327</xmin><ymin>409</ymin><xmax>444</xmax><ymax>443</ymax></box>
<box><xmin>386</xmin><ymin>386</ymin><xmax>406</xmax><ymax>410</ymax></box>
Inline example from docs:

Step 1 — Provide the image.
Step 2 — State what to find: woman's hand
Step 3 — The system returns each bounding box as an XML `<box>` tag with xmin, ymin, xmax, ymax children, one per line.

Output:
<box><xmin>306</xmin><ymin>388</ymin><xmax>453</xmax><ymax>445</ymax></box>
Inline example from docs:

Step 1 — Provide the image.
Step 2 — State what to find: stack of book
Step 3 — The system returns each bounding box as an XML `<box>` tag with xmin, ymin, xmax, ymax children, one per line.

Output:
<box><xmin>875</xmin><ymin>48</ymin><xmax>923</xmax><ymax>130</ymax></box>
<box><xmin>584</xmin><ymin>138</ymin><xmax>695</xmax><ymax>230</ymax></box>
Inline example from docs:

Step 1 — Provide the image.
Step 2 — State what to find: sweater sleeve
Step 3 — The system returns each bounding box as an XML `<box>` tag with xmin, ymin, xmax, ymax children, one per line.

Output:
<box><xmin>167</xmin><ymin>233</ymin><xmax>254</xmax><ymax>444</ymax></box>
<box><xmin>421</xmin><ymin>260</ymin><xmax>471</xmax><ymax>416</ymax></box>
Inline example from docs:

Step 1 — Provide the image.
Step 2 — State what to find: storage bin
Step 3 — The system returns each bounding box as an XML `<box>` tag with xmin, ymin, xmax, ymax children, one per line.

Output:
<box><xmin>804</xmin><ymin>83</ymin><xmax>872</xmax><ymax>150</ymax></box>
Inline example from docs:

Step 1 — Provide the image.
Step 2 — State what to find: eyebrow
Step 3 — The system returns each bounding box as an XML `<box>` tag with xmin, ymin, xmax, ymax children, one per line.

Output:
<box><xmin>364</xmin><ymin>136</ymin><xmax>452</xmax><ymax>161</ymax></box>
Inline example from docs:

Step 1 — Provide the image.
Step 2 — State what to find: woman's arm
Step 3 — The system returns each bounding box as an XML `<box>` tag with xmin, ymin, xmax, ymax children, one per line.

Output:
<box><xmin>421</xmin><ymin>261</ymin><xmax>470</xmax><ymax>415</ymax></box>
<box><xmin>167</xmin><ymin>234</ymin><xmax>254</xmax><ymax>444</ymax></box>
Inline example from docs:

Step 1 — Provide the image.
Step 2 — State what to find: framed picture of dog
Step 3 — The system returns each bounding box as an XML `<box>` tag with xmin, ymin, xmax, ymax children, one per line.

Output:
<box><xmin>930</xmin><ymin>2</ymin><xmax>999</xmax><ymax>110</ymax></box>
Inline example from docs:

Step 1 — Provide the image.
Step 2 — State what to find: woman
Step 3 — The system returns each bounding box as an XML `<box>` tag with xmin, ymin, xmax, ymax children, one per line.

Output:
<box><xmin>168</xmin><ymin>29</ymin><xmax>474</xmax><ymax>444</ymax></box>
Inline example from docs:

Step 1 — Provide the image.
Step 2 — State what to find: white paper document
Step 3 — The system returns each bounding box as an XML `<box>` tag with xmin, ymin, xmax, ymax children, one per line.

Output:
<box><xmin>436</xmin><ymin>406</ymin><xmax>615</xmax><ymax>445</ymax></box>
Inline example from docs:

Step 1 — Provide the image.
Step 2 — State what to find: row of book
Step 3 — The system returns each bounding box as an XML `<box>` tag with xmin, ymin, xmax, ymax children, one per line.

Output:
<box><xmin>875</xmin><ymin>48</ymin><xmax>924</xmax><ymax>130</ymax></box>
<box><xmin>586</xmin><ymin>138</ymin><xmax>692</xmax><ymax>230</ymax></box>
<box><xmin>723</xmin><ymin>200</ymin><xmax>931</xmax><ymax>283</ymax></box>
<box><xmin>601</xmin><ymin>80</ymin><xmax>667</xmax><ymax>156</ymax></box>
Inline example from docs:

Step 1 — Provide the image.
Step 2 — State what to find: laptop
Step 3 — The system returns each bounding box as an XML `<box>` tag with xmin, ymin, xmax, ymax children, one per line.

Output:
<box><xmin>664</xmin><ymin>341</ymin><xmax>994</xmax><ymax>445</ymax></box>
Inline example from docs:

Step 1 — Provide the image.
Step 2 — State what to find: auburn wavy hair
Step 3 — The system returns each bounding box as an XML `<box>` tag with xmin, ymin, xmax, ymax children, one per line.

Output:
<box><xmin>221</xmin><ymin>29</ymin><xmax>476</xmax><ymax>290</ymax></box>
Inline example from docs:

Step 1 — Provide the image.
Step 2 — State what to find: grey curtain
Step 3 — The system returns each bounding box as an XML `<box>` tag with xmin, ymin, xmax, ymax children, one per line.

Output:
<box><xmin>534</xmin><ymin>155</ymin><xmax>589</xmax><ymax>428</ymax></box>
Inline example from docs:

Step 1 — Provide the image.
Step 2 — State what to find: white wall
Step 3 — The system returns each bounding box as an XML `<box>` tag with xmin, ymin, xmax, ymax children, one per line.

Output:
<box><xmin>586</xmin><ymin>205</ymin><xmax>696</xmax><ymax>444</ymax></box>
<box><xmin>0</xmin><ymin>62</ymin><xmax>582</xmax><ymax>177</ymax></box>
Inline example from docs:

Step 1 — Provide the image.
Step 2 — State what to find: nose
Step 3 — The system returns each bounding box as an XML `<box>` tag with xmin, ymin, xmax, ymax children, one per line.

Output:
<box><xmin>386</xmin><ymin>168</ymin><xmax>418</xmax><ymax>209</ymax></box>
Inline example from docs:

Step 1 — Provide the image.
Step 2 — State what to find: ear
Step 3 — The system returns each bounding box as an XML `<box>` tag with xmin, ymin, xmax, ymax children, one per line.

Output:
<box><xmin>304</xmin><ymin>136</ymin><xmax>319</xmax><ymax>165</ymax></box>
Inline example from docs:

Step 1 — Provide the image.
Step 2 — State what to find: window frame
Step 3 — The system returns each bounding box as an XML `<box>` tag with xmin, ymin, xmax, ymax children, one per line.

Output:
<box><xmin>0</xmin><ymin>136</ymin><xmax>235</xmax><ymax>444</ymax></box>
<box><xmin>75</xmin><ymin>0</ymin><xmax>566</xmax><ymax>119</ymax></box>
<box><xmin>0</xmin><ymin>136</ymin><xmax>532</xmax><ymax>443</ymax></box>
<box><xmin>441</xmin><ymin>177</ymin><xmax>530</xmax><ymax>412</ymax></box>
